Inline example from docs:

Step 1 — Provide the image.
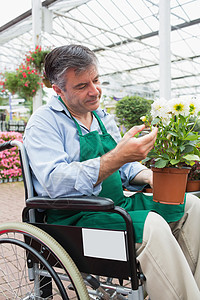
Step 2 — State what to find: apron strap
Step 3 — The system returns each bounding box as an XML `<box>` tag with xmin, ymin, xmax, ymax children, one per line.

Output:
<box><xmin>58</xmin><ymin>96</ymin><xmax>82</xmax><ymax>135</ymax></box>
<box><xmin>70</xmin><ymin>115</ymin><xmax>83</xmax><ymax>136</ymax></box>
<box><xmin>58</xmin><ymin>96</ymin><xmax>107</xmax><ymax>136</ymax></box>
<box><xmin>92</xmin><ymin>111</ymin><xmax>107</xmax><ymax>135</ymax></box>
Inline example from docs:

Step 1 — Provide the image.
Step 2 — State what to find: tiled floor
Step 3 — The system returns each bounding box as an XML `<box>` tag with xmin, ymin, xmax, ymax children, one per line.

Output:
<box><xmin>0</xmin><ymin>181</ymin><xmax>25</xmax><ymax>223</ymax></box>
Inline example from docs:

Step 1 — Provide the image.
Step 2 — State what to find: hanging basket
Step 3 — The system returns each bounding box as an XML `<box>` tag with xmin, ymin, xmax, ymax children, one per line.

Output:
<box><xmin>152</xmin><ymin>167</ymin><xmax>190</xmax><ymax>205</ymax></box>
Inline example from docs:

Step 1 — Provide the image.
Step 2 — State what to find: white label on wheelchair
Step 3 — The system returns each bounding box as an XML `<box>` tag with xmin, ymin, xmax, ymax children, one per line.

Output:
<box><xmin>82</xmin><ymin>228</ymin><xmax>127</xmax><ymax>261</ymax></box>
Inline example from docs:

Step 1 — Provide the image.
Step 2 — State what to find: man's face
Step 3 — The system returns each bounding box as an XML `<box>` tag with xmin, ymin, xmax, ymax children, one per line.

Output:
<box><xmin>61</xmin><ymin>65</ymin><xmax>102</xmax><ymax>115</ymax></box>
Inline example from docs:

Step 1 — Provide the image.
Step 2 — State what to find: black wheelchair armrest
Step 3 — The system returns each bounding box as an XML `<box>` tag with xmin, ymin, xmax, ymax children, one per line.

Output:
<box><xmin>26</xmin><ymin>195</ymin><xmax>114</xmax><ymax>211</ymax></box>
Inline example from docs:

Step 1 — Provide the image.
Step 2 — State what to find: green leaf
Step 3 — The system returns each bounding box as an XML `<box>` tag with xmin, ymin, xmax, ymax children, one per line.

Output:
<box><xmin>184</xmin><ymin>154</ymin><xmax>200</xmax><ymax>161</ymax></box>
<box><xmin>179</xmin><ymin>145</ymin><xmax>185</xmax><ymax>152</ymax></box>
<box><xmin>142</xmin><ymin>157</ymin><xmax>151</xmax><ymax>163</ymax></box>
<box><xmin>170</xmin><ymin>159</ymin><xmax>180</xmax><ymax>165</ymax></box>
<box><xmin>168</xmin><ymin>131</ymin><xmax>178</xmax><ymax>137</ymax></box>
<box><xmin>182</xmin><ymin>145</ymin><xmax>194</xmax><ymax>154</ymax></box>
<box><xmin>155</xmin><ymin>159</ymin><xmax>168</xmax><ymax>168</ymax></box>
<box><xmin>151</xmin><ymin>117</ymin><xmax>160</xmax><ymax>126</ymax></box>
<box><xmin>194</xmin><ymin>147</ymin><xmax>200</xmax><ymax>155</ymax></box>
<box><xmin>179</xmin><ymin>114</ymin><xmax>186</xmax><ymax>123</ymax></box>
<box><xmin>185</xmin><ymin>134</ymin><xmax>199</xmax><ymax>141</ymax></box>
<box><xmin>161</xmin><ymin>153</ymin><xmax>169</xmax><ymax>159</ymax></box>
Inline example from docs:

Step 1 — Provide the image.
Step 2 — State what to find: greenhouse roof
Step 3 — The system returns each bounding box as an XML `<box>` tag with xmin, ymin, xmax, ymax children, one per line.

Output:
<box><xmin>0</xmin><ymin>0</ymin><xmax>200</xmax><ymax>99</ymax></box>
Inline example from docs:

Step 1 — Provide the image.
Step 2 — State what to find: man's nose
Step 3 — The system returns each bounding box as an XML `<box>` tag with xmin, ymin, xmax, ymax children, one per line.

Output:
<box><xmin>88</xmin><ymin>83</ymin><xmax>99</xmax><ymax>96</ymax></box>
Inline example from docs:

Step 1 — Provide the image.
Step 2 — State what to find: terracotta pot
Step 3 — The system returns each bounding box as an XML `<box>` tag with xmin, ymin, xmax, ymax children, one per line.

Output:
<box><xmin>152</xmin><ymin>167</ymin><xmax>190</xmax><ymax>205</ymax></box>
<box><xmin>186</xmin><ymin>180</ymin><xmax>200</xmax><ymax>192</ymax></box>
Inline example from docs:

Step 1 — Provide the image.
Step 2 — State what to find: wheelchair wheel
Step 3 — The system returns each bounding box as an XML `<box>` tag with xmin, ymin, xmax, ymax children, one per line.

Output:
<box><xmin>0</xmin><ymin>222</ymin><xmax>90</xmax><ymax>299</ymax></box>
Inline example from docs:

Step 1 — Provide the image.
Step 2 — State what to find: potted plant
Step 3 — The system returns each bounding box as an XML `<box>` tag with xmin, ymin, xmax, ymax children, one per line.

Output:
<box><xmin>142</xmin><ymin>97</ymin><xmax>200</xmax><ymax>204</ymax></box>
<box><xmin>186</xmin><ymin>161</ymin><xmax>200</xmax><ymax>192</ymax></box>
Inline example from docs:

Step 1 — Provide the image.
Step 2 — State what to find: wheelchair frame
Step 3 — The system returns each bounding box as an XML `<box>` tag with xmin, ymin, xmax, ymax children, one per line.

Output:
<box><xmin>0</xmin><ymin>140</ymin><xmax>146</xmax><ymax>299</ymax></box>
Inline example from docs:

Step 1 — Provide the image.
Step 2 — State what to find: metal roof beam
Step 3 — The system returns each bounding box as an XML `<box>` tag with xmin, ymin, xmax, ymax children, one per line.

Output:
<box><xmin>170</xmin><ymin>84</ymin><xmax>200</xmax><ymax>91</ymax></box>
<box><xmin>0</xmin><ymin>0</ymin><xmax>58</xmax><ymax>32</ymax></box>
<box><xmin>93</xmin><ymin>18</ymin><xmax>200</xmax><ymax>52</ymax></box>
<box><xmin>102</xmin><ymin>54</ymin><xmax>200</xmax><ymax>80</ymax></box>
<box><xmin>139</xmin><ymin>72</ymin><xmax>200</xmax><ymax>87</ymax></box>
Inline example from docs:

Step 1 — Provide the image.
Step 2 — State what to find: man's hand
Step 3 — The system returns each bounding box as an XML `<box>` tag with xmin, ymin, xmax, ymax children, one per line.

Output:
<box><xmin>113</xmin><ymin>124</ymin><xmax>158</xmax><ymax>165</ymax></box>
<box><xmin>95</xmin><ymin>124</ymin><xmax>158</xmax><ymax>186</ymax></box>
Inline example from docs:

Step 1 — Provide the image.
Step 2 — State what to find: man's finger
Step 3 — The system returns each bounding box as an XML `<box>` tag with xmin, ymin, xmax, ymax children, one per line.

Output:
<box><xmin>136</xmin><ymin>126</ymin><xmax>158</xmax><ymax>143</ymax></box>
<box><xmin>124</xmin><ymin>124</ymin><xmax>145</xmax><ymax>139</ymax></box>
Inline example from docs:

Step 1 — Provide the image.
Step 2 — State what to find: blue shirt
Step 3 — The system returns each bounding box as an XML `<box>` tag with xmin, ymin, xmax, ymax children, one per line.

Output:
<box><xmin>23</xmin><ymin>95</ymin><xmax>147</xmax><ymax>198</ymax></box>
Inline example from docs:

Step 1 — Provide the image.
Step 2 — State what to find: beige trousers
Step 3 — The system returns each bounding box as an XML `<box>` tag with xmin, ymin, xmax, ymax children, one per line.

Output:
<box><xmin>137</xmin><ymin>193</ymin><xmax>200</xmax><ymax>299</ymax></box>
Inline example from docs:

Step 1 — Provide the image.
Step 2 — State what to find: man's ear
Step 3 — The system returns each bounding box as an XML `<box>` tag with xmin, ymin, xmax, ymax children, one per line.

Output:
<box><xmin>52</xmin><ymin>84</ymin><xmax>62</xmax><ymax>95</ymax></box>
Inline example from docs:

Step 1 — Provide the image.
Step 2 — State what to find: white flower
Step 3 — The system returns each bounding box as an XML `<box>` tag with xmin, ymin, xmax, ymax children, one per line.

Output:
<box><xmin>151</xmin><ymin>98</ymin><xmax>169</xmax><ymax>119</ymax></box>
<box><xmin>168</xmin><ymin>98</ymin><xmax>189</xmax><ymax>116</ymax></box>
<box><xmin>162</xmin><ymin>114</ymin><xmax>171</xmax><ymax>126</ymax></box>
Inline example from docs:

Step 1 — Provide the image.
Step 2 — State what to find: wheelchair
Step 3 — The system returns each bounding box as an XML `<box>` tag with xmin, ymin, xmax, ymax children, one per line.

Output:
<box><xmin>0</xmin><ymin>140</ymin><xmax>147</xmax><ymax>300</ymax></box>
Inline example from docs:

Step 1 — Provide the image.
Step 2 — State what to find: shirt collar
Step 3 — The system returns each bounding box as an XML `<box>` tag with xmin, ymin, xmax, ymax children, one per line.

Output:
<box><xmin>48</xmin><ymin>95</ymin><xmax>71</xmax><ymax>117</ymax></box>
<box><xmin>48</xmin><ymin>95</ymin><xmax>108</xmax><ymax>119</ymax></box>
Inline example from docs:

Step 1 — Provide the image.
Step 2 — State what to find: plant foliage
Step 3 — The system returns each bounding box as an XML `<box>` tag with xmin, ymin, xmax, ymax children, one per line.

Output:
<box><xmin>115</xmin><ymin>96</ymin><xmax>152</xmax><ymax>131</ymax></box>
<box><xmin>188</xmin><ymin>161</ymin><xmax>200</xmax><ymax>180</ymax></box>
<box><xmin>1</xmin><ymin>45</ymin><xmax>51</xmax><ymax>105</ymax></box>
<box><xmin>25</xmin><ymin>45</ymin><xmax>50</xmax><ymax>73</ymax></box>
<box><xmin>142</xmin><ymin>97</ymin><xmax>200</xmax><ymax>168</ymax></box>
<box><xmin>4</xmin><ymin>65</ymin><xmax>42</xmax><ymax>101</ymax></box>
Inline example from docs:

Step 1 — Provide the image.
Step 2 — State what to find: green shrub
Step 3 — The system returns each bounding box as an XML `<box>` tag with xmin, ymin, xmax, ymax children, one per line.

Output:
<box><xmin>115</xmin><ymin>96</ymin><xmax>152</xmax><ymax>131</ymax></box>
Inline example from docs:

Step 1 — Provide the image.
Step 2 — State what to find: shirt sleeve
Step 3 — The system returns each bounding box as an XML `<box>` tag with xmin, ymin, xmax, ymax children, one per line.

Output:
<box><xmin>119</xmin><ymin>162</ymin><xmax>148</xmax><ymax>191</ymax></box>
<box><xmin>23</xmin><ymin>115</ymin><xmax>102</xmax><ymax>198</ymax></box>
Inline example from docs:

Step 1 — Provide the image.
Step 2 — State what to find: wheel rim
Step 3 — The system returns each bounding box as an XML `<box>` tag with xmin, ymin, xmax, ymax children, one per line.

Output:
<box><xmin>0</xmin><ymin>223</ymin><xmax>89</xmax><ymax>299</ymax></box>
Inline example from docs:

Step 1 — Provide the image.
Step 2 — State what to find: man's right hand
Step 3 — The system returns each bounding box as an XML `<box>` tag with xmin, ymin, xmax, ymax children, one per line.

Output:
<box><xmin>114</xmin><ymin>124</ymin><xmax>158</xmax><ymax>165</ymax></box>
<box><xmin>95</xmin><ymin>124</ymin><xmax>158</xmax><ymax>186</ymax></box>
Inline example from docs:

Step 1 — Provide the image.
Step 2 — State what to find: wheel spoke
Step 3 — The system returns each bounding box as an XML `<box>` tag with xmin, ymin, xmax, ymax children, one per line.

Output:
<box><xmin>0</xmin><ymin>222</ymin><xmax>90</xmax><ymax>299</ymax></box>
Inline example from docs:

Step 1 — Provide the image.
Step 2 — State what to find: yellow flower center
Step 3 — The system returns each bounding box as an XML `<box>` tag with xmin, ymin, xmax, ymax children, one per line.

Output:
<box><xmin>140</xmin><ymin>116</ymin><xmax>146</xmax><ymax>122</ymax></box>
<box><xmin>173</xmin><ymin>103</ymin><xmax>184</xmax><ymax>112</ymax></box>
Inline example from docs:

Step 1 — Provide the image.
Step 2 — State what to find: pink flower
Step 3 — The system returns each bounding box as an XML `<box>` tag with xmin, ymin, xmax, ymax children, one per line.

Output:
<box><xmin>0</xmin><ymin>132</ymin><xmax>23</xmax><ymax>180</ymax></box>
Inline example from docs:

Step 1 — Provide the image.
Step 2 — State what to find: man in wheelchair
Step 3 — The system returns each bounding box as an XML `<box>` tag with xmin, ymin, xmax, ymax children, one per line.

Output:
<box><xmin>23</xmin><ymin>44</ymin><xmax>200</xmax><ymax>299</ymax></box>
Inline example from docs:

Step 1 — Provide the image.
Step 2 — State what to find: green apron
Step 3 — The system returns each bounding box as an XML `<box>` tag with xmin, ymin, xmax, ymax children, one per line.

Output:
<box><xmin>47</xmin><ymin>106</ymin><xmax>186</xmax><ymax>243</ymax></box>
